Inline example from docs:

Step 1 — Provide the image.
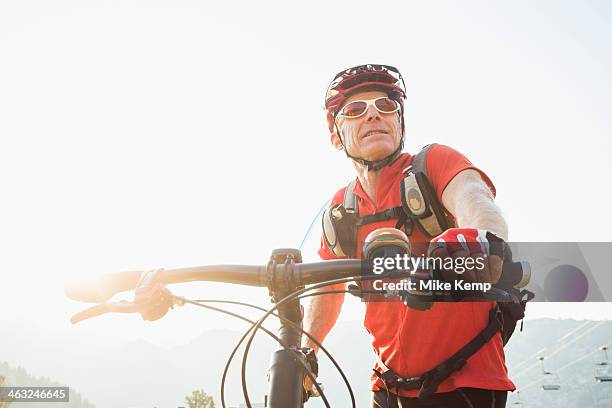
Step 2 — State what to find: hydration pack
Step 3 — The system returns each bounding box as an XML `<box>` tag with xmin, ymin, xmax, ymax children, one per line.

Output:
<box><xmin>322</xmin><ymin>144</ymin><xmax>454</xmax><ymax>259</ymax></box>
<box><xmin>321</xmin><ymin>143</ymin><xmax>531</xmax><ymax>399</ymax></box>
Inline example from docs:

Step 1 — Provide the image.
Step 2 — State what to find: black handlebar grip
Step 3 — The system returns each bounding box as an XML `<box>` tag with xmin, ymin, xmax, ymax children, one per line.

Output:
<box><xmin>498</xmin><ymin>261</ymin><xmax>531</xmax><ymax>289</ymax></box>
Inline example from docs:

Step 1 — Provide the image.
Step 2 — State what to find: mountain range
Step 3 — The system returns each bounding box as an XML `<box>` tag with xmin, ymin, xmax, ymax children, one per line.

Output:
<box><xmin>1</xmin><ymin>318</ymin><xmax>611</xmax><ymax>407</ymax></box>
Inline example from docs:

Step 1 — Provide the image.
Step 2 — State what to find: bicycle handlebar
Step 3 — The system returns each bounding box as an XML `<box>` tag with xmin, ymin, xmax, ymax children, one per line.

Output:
<box><xmin>65</xmin><ymin>260</ymin><xmax>364</xmax><ymax>303</ymax></box>
<box><xmin>64</xmin><ymin>226</ymin><xmax>532</xmax><ymax>408</ymax></box>
<box><xmin>66</xmin><ymin>257</ymin><xmax>529</xmax><ymax>326</ymax></box>
<box><xmin>66</xmin><ymin>257</ymin><xmax>530</xmax><ymax>305</ymax></box>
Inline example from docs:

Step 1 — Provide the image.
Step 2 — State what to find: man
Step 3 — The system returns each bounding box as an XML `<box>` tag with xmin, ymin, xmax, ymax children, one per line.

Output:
<box><xmin>302</xmin><ymin>64</ymin><xmax>513</xmax><ymax>407</ymax></box>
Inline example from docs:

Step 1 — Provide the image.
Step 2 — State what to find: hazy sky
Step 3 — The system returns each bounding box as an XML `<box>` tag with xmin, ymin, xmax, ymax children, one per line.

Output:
<box><xmin>1</xmin><ymin>0</ymin><xmax>611</xmax><ymax>346</ymax></box>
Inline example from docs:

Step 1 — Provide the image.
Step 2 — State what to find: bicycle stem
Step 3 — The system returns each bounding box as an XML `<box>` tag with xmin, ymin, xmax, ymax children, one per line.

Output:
<box><xmin>265</xmin><ymin>249</ymin><xmax>310</xmax><ymax>408</ymax></box>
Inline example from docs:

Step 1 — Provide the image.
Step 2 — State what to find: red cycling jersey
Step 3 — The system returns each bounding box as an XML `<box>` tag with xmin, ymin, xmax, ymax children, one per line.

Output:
<box><xmin>318</xmin><ymin>144</ymin><xmax>515</xmax><ymax>397</ymax></box>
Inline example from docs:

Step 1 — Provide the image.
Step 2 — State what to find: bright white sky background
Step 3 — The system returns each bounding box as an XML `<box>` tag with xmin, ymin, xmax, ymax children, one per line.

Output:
<box><xmin>1</xmin><ymin>0</ymin><xmax>611</xmax><ymax>346</ymax></box>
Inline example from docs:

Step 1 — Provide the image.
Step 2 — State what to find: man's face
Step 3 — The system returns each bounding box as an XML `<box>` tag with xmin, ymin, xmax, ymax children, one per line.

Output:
<box><xmin>334</xmin><ymin>90</ymin><xmax>403</xmax><ymax>162</ymax></box>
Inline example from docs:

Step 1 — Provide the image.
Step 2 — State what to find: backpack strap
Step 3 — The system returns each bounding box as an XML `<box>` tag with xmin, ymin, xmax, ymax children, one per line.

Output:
<box><xmin>373</xmin><ymin>306</ymin><xmax>504</xmax><ymax>400</ymax></box>
<box><xmin>342</xmin><ymin>178</ymin><xmax>407</xmax><ymax>231</ymax></box>
<box><xmin>400</xmin><ymin>144</ymin><xmax>454</xmax><ymax>238</ymax></box>
<box><xmin>324</xmin><ymin>144</ymin><xmax>455</xmax><ymax>257</ymax></box>
<box><xmin>323</xmin><ymin>179</ymin><xmax>407</xmax><ymax>258</ymax></box>
<box><xmin>409</xmin><ymin>143</ymin><xmax>434</xmax><ymax>176</ymax></box>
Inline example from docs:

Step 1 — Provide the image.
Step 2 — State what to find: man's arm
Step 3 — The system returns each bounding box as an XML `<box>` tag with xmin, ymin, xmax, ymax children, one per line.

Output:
<box><xmin>301</xmin><ymin>283</ymin><xmax>346</xmax><ymax>352</ymax></box>
<box><xmin>441</xmin><ymin>169</ymin><xmax>508</xmax><ymax>240</ymax></box>
<box><xmin>436</xmin><ymin>168</ymin><xmax>508</xmax><ymax>283</ymax></box>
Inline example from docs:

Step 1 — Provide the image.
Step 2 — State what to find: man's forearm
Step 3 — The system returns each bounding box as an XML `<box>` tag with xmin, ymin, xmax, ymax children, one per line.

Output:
<box><xmin>301</xmin><ymin>283</ymin><xmax>345</xmax><ymax>352</ymax></box>
<box><xmin>455</xmin><ymin>180</ymin><xmax>508</xmax><ymax>239</ymax></box>
<box><xmin>443</xmin><ymin>170</ymin><xmax>508</xmax><ymax>240</ymax></box>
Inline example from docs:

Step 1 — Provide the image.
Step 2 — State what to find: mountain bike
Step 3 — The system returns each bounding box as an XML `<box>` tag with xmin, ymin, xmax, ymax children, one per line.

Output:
<box><xmin>66</xmin><ymin>228</ymin><xmax>530</xmax><ymax>408</ymax></box>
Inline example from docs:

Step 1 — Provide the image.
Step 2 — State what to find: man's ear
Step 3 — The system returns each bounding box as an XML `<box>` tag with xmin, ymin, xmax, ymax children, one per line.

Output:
<box><xmin>330</xmin><ymin>131</ymin><xmax>344</xmax><ymax>150</ymax></box>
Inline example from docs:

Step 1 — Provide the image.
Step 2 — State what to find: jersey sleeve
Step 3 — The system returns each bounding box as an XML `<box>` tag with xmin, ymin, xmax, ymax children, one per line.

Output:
<box><xmin>317</xmin><ymin>187</ymin><xmax>349</xmax><ymax>261</ymax></box>
<box><xmin>425</xmin><ymin>143</ymin><xmax>496</xmax><ymax>201</ymax></box>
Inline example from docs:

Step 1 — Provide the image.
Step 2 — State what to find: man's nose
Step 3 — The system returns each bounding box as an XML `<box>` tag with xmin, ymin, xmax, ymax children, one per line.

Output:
<box><xmin>364</xmin><ymin>104</ymin><xmax>382</xmax><ymax>122</ymax></box>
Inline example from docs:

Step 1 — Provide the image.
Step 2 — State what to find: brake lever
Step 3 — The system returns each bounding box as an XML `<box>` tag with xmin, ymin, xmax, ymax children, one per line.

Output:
<box><xmin>70</xmin><ymin>269</ymin><xmax>181</xmax><ymax>324</ymax></box>
<box><xmin>70</xmin><ymin>301</ymin><xmax>140</xmax><ymax>324</ymax></box>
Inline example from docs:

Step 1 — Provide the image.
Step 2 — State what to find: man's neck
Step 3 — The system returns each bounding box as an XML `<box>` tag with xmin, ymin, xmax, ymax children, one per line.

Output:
<box><xmin>354</xmin><ymin>162</ymin><xmax>384</xmax><ymax>203</ymax></box>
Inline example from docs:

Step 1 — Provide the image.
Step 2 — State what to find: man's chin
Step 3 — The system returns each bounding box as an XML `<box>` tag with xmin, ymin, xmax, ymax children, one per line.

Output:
<box><xmin>359</xmin><ymin>145</ymin><xmax>399</xmax><ymax>162</ymax></box>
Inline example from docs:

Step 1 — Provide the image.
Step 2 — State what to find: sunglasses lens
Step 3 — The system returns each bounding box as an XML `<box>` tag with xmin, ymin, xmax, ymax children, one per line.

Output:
<box><xmin>341</xmin><ymin>101</ymin><xmax>367</xmax><ymax>117</ymax></box>
<box><xmin>375</xmin><ymin>97</ymin><xmax>399</xmax><ymax>113</ymax></box>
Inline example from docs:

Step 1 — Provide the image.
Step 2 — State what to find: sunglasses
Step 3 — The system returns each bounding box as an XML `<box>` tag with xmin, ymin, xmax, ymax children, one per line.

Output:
<box><xmin>337</xmin><ymin>97</ymin><xmax>400</xmax><ymax>119</ymax></box>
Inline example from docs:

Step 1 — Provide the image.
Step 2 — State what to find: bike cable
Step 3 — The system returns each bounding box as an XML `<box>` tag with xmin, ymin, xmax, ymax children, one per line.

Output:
<box><xmin>239</xmin><ymin>275</ymin><xmax>372</xmax><ymax>408</ymax></box>
<box><xmin>187</xmin><ymin>299</ymin><xmax>352</xmax><ymax>408</ymax></box>
<box><xmin>180</xmin><ymin>297</ymin><xmax>329</xmax><ymax>408</ymax></box>
<box><xmin>220</xmin><ymin>283</ymin><xmax>386</xmax><ymax>407</ymax></box>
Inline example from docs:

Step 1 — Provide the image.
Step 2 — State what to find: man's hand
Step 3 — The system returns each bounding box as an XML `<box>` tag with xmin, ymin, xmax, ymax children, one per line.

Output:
<box><xmin>428</xmin><ymin>228</ymin><xmax>505</xmax><ymax>284</ymax></box>
<box><xmin>303</xmin><ymin>374</ymin><xmax>321</xmax><ymax>400</ymax></box>
<box><xmin>301</xmin><ymin>348</ymin><xmax>321</xmax><ymax>401</ymax></box>
<box><xmin>133</xmin><ymin>268</ymin><xmax>174</xmax><ymax>321</ymax></box>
